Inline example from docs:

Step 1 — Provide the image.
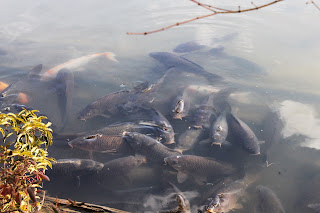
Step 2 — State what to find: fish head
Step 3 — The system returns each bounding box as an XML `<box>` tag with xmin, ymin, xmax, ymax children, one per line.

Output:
<box><xmin>164</xmin><ymin>155</ymin><xmax>183</xmax><ymax>170</ymax></box>
<box><xmin>203</xmin><ymin>194</ymin><xmax>221</xmax><ymax>213</ymax></box>
<box><xmin>122</xmin><ymin>132</ymin><xmax>143</xmax><ymax>150</ymax></box>
<box><xmin>68</xmin><ymin>134</ymin><xmax>100</xmax><ymax>151</ymax></box>
<box><xmin>174</xmin><ymin>99</ymin><xmax>184</xmax><ymax>114</ymax></box>
<box><xmin>154</xmin><ymin>124</ymin><xmax>175</xmax><ymax>144</ymax></box>
<box><xmin>80</xmin><ymin>159</ymin><xmax>104</xmax><ymax>172</ymax></box>
<box><xmin>135</xmin><ymin>155</ymin><xmax>147</xmax><ymax>166</ymax></box>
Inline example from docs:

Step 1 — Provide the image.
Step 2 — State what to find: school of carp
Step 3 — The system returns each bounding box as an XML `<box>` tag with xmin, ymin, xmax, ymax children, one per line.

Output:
<box><xmin>1</xmin><ymin>39</ymin><xmax>317</xmax><ymax>213</ymax></box>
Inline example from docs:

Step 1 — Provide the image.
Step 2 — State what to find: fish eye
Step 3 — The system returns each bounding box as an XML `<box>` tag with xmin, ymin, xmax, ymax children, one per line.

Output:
<box><xmin>163</xmin><ymin>127</ymin><xmax>170</xmax><ymax>131</ymax></box>
<box><xmin>85</xmin><ymin>135</ymin><xmax>97</xmax><ymax>139</ymax></box>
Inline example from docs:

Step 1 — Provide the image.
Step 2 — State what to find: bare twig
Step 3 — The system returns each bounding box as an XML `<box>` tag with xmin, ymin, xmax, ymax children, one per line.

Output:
<box><xmin>307</xmin><ymin>0</ymin><xmax>320</xmax><ymax>11</ymax></box>
<box><xmin>127</xmin><ymin>0</ymin><xmax>284</xmax><ymax>35</ymax></box>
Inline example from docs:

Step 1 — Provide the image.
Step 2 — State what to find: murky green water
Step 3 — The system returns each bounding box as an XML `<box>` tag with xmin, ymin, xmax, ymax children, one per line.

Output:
<box><xmin>0</xmin><ymin>0</ymin><xmax>320</xmax><ymax>212</ymax></box>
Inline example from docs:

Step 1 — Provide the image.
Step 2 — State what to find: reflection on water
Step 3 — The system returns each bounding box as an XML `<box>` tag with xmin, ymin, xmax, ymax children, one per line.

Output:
<box><xmin>0</xmin><ymin>0</ymin><xmax>320</xmax><ymax>212</ymax></box>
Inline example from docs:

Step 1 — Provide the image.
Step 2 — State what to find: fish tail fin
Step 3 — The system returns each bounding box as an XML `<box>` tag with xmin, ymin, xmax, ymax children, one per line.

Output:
<box><xmin>104</xmin><ymin>52</ymin><xmax>118</xmax><ymax>62</ymax></box>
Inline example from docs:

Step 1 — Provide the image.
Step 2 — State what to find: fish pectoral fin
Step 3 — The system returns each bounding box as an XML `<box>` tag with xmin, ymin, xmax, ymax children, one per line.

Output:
<box><xmin>198</xmin><ymin>138</ymin><xmax>211</xmax><ymax>146</ymax></box>
<box><xmin>73</xmin><ymin>176</ymin><xmax>81</xmax><ymax>188</ymax></box>
<box><xmin>173</xmin><ymin>148</ymin><xmax>183</xmax><ymax>154</ymax></box>
<box><xmin>193</xmin><ymin>175</ymin><xmax>206</xmax><ymax>185</ymax></box>
<box><xmin>104</xmin><ymin>149</ymin><xmax>118</xmax><ymax>153</ymax></box>
<box><xmin>233</xmin><ymin>203</ymin><xmax>243</xmax><ymax>209</ymax></box>
<box><xmin>177</xmin><ymin>171</ymin><xmax>188</xmax><ymax>183</ymax></box>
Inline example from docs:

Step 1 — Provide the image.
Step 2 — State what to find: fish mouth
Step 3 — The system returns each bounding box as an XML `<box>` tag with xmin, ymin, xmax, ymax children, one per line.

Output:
<box><xmin>251</xmin><ymin>152</ymin><xmax>261</xmax><ymax>155</ymax></box>
<box><xmin>163</xmin><ymin>158</ymin><xmax>168</xmax><ymax>165</ymax></box>
<box><xmin>164</xmin><ymin>140</ymin><xmax>175</xmax><ymax>145</ymax></box>
<box><xmin>68</xmin><ymin>142</ymin><xmax>73</xmax><ymax>148</ymax></box>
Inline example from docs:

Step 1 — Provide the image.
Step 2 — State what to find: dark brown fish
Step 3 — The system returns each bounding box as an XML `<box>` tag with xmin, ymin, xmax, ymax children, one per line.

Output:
<box><xmin>49</xmin><ymin>158</ymin><xmax>104</xmax><ymax>177</ymax></box>
<box><xmin>192</xmin><ymin>92</ymin><xmax>216</xmax><ymax>129</ymax></box>
<box><xmin>68</xmin><ymin>134</ymin><xmax>133</xmax><ymax>159</ymax></box>
<box><xmin>96</xmin><ymin>122</ymin><xmax>174</xmax><ymax>144</ymax></box>
<box><xmin>78</xmin><ymin>90</ymin><xmax>131</xmax><ymax>120</ymax></box>
<box><xmin>55</xmin><ymin>68</ymin><xmax>74</xmax><ymax>129</ymax></box>
<box><xmin>164</xmin><ymin>155</ymin><xmax>235</xmax><ymax>185</ymax></box>
<box><xmin>255</xmin><ymin>185</ymin><xmax>286</xmax><ymax>213</ymax></box>
<box><xmin>98</xmin><ymin>155</ymin><xmax>146</xmax><ymax>178</ymax></box>
<box><xmin>227</xmin><ymin>113</ymin><xmax>261</xmax><ymax>155</ymax></box>
<box><xmin>0</xmin><ymin>64</ymin><xmax>43</xmax><ymax>105</ymax></box>
<box><xmin>123</xmin><ymin>132</ymin><xmax>180</xmax><ymax>164</ymax></box>
<box><xmin>149</xmin><ymin>52</ymin><xmax>222</xmax><ymax>84</ymax></box>
<box><xmin>125</xmin><ymin>69</ymin><xmax>172</xmax><ymax>109</ymax></box>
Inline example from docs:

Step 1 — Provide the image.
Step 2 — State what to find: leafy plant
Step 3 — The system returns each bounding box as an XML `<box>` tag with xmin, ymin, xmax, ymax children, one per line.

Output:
<box><xmin>0</xmin><ymin>108</ymin><xmax>55</xmax><ymax>212</ymax></box>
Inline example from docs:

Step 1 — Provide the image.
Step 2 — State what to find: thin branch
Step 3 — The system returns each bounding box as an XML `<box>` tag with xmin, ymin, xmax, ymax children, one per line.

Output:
<box><xmin>307</xmin><ymin>0</ymin><xmax>320</xmax><ymax>11</ymax></box>
<box><xmin>127</xmin><ymin>0</ymin><xmax>284</xmax><ymax>35</ymax></box>
<box><xmin>190</xmin><ymin>0</ymin><xmax>217</xmax><ymax>12</ymax></box>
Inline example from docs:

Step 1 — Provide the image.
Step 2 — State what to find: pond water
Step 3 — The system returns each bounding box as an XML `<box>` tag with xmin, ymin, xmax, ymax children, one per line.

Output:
<box><xmin>1</xmin><ymin>0</ymin><xmax>320</xmax><ymax>212</ymax></box>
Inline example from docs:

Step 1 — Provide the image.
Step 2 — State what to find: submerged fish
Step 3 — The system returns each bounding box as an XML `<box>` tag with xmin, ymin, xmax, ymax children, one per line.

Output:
<box><xmin>149</xmin><ymin>52</ymin><xmax>222</xmax><ymax>83</ymax></box>
<box><xmin>171</xmin><ymin>88</ymin><xmax>191</xmax><ymax>120</ymax></box>
<box><xmin>0</xmin><ymin>64</ymin><xmax>43</xmax><ymax>105</ymax></box>
<box><xmin>123</xmin><ymin>132</ymin><xmax>180</xmax><ymax>164</ymax></box>
<box><xmin>173</xmin><ymin>41</ymin><xmax>206</xmax><ymax>53</ymax></box>
<box><xmin>308</xmin><ymin>203</ymin><xmax>320</xmax><ymax>212</ymax></box>
<box><xmin>126</xmin><ymin>107</ymin><xmax>175</xmax><ymax>144</ymax></box>
<box><xmin>227</xmin><ymin>113</ymin><xmax>261</xmax><ymax>155</ymax></box>
<box><xmin>255</xmin><ymin>185</ymin><xmax>286</xmax><ymax>213</ymax></box>
<box><xmin>159</xmin><ymin>183</ymin><xmax>191</xmax><ymax>213</ymax></box>
<box><xmin>177</xmin><ymin>128</ymin><xmax>204</xmax><ymax>152</ymax></box>
<box><xmin>48</xmin><ymin>158</ymin><xmax>104</xmax><ymax>187</ymax></box>
<box><xmin>173</xmin><ymin>33</ymin><xmax>238</xmax><ymax>54</ymax></box>
<box><xmin>125</xmin><ymin>69</ymin><xmax>172</xmax><ymax>109</ymax></box>
<box><xmin>98</xmin><ymin>155</ymin><xmax>146</xmax><ymax>178</ymax></box>
<box><xmin>164</xmin><ymin>155</ymin><xmax>235</xmax><ymax>185</ymax></box>
<box><xmin>192</xmin><ymin>92</ymin><xmax>217</xmax><ymax>129</ymax></box>
<box><xmin>202</xmin><ymin>194</ymin><xmax>221</xmax><ymax>213</ymax></box>
<box><xmin>55</xmin><ymin>68</ymin><xmax>74</xmax><ymax>129</ymax></box>
<box><xmin>210</xmin><ymin>111</ymin><xmax>228</xmax><ymax>147</ymax></box>
<box><xmin>78</xmin><ymin>90</ymin><xmax>131</xmax><ymax>120</ymax></box>
<box><xmin>41</xmin><ymin>52</ymin><xmax>117</xmax><ymax>80</ymax></box>
<box><xmin>200</xmin><ymin>179</ymin><xmax>247</xmax><ymax>213</ymax></box>
<box><xmin>68</xmin><ymin>134</ymin><xmax>133</xmax><ymax>159</ymax></box>
<box><xmin>92</xmin><ymin>122</ymin><xmax>173</xmax><ymax>144</ymax></box>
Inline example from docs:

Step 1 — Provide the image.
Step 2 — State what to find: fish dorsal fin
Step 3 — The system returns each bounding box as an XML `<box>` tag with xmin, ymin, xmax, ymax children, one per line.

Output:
<box><xmin>28</xmin><ymin>64</ymin><xmax>43</xmax><ymax>78</ymax></box>
<box><xmin>179</xmin><ymin>56</ymin><xmax>205</xmax><ymax>70</ymax></box>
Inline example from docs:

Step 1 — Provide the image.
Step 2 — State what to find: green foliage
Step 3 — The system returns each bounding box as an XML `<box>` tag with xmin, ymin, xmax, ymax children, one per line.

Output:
<box><xmin>0</xmin><ymin>108</ymin><xmax>55</xmax><ymax>212</ymax></box>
